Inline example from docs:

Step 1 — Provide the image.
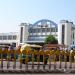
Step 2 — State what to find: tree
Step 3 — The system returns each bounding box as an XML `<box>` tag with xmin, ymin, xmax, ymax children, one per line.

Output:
<box><xmin>44</xmin><ymin>35</ymin><xmax>58</xmax><ymax>44</ymax></box>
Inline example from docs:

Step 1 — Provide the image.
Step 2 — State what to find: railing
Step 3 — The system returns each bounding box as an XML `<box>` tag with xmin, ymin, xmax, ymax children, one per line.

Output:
<box><xmin>0</xmin><ymin>49</ymin><xmax>75</xmax><ymax>73</ymax></box>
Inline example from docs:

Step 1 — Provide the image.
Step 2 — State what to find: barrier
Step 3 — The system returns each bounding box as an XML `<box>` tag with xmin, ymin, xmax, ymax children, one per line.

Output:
<box><xmin>0</xmin><ymin>49</ymin><xmax>75</xmax><ymax>72</ymax></box>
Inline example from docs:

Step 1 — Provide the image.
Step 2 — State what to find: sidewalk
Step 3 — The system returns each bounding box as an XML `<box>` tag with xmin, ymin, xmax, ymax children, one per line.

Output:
<box><xmin>28</xmin><ymin>62</ymin><xmax>44</xmax><ymax>65</ymax></box>
<box><xmin>0</xmin><ymin>69</ymin><xmax>75</xmax><ymax>74</ymax></box>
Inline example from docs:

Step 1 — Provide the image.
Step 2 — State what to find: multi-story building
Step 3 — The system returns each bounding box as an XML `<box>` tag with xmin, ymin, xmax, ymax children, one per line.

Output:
<box><xmin>0</xmin><ymin>32</ymin><xmax>19</xmax><ymax>47</ymax></box>
<box><xmin>19</xmin><ymin>19</ymin><xmax>75</xmax><ymax>47</ymax></box>
<box><xmin>0</xmin><ymin>19</ymin><xmax>75</xmax><ymax>47</ymax></box>
<box><xmin>58</xmin><ymin>20</ymin><xmax>75</xmax><ymax>46</ymax></box>
<box><xmin>19</xmin><ymin>19</ymin><xmax>58</xmax><ymax>46</ymax></box>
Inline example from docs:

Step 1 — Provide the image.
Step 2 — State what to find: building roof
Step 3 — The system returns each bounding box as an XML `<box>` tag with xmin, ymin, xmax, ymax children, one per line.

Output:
<box><xmin>33</xmin><ymin>19</ymin><xmax>57</xmax><ymax>27</ymax></box>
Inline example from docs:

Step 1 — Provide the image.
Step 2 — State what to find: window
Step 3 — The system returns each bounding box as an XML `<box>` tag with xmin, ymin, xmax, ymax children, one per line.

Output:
<box><xmin>51</xmin><ymin>27</ymin><xmax>55</xmax><ymax>32</ymax></box>
<box><xmin>42</xmin><ymin>28</ymin><xmax>45</xmax><ymax>32</ymax></box>
<box><xmin>73</xmin><ymin>41</ymin><xmax>74</xmax><ymax>44</ymax></box>
<box><xmin>0</xmin><ymin>36</ymin><xmax>2</xmax><ymax>40</ymax></box>
<box><xmin>13</xmin><ymin>35</ymin><xmax>17</xmax><ymax>40</ymax></box>
<box><xmin>33</xmin><ymin>29</ymin><xmax>36</xmax><ymax>33</ymax></box>
<box><xmin>56</xmin><ymin>28</ymin><xmax>58</xmax><ymax>32</ymax></box>
<box><xmin>47</xmin><ymin>28</ymin><xmax>50</xmax><ymax>32</ymax></box>
<box><xmin>8</xmin><ymin>35</ymin><xmax>12</xmax><ymax>40</ymax></box>
<box><xmin>38</xmin><ymin>29</ymin><xmax>41</xmax><ymax>32</ymax></box>
<box><xmin>3</xmin><ymin>36</ymin><xmax>7</xmax><ymax>40</ymax></box>
<box><xmin>20</xmin><ymin>27</ymin><xmax>23</xmax><ymax>43</ymax></box>
<box><xmin>62</xmin><ymin>25</ymin><xmax>65</xmax><ymax>44</ymax></box>
<box><xmin>12</xmin><ymin>43</ymin><xmax>16</xmax><ymax>47</ymax></box>
<box><xmin>73</xmin><ymin>32</ymin><xmax>74</xmax><ymax>39</ymax></box>
<box><xmin>71</xmin><ymin>27</ymin><xmax>75</xmax><ymax>31</ymax></box>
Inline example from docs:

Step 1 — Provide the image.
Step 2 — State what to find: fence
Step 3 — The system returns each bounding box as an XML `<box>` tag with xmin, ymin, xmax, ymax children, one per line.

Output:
<box><xmin>0</xmin><ymin>49</ymin><xmax>75</xmax><ymax>73</ymax></box>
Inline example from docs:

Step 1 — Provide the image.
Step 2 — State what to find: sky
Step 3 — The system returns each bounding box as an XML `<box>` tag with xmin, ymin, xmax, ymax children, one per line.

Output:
<box><xmin>0</xmin><ymin>0</ymin><xmax>75</xmax><ymax>33</ymax></box>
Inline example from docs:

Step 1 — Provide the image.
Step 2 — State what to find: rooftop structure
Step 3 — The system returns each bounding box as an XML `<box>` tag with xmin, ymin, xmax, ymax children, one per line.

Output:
<box><xmin>19</xmin><ymin>19</ymin><xmax>58</xmax><ymax>45</ymax></box>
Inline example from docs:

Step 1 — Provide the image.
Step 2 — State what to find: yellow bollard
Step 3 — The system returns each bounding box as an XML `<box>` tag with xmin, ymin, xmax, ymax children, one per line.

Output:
<box><xmin>0</xmin><ymin>49</ymin><xmax>3</xmax><ymax>69</ymax></box>
<box><xmin>19</xmin><ymin>52</ymin><xmax>22</xmax><ymax>69</ymax></box>
<box><xmin>32</xmin><ymin>51</ymin><xmax>34</xmax><ymax>69</ymax></box>
<box><xmin>69</xmin><ymin>50</ymin><xmax>74</xmax><ymax>69</ymax></box>
<box><xmin>37</xmin><ymin>51</ymin><xmax>40</xmax><ymax>70</ymax></box>
<box><xmin>54</xmin><ymin>51</ymin><xmax>56</xmax><ymax>69</ymax></box>
<box><xmin>45</xmin><ymin>50</ymin><xmax>50</xmax><ymax>69</ymax></box>
<box><xmin>7</xmin><ymin>49</ymin><xmax>10</xmax><ymax>69</ymax></box>
<box><xmin>50</xmin><ymin>50</ymin><xmax>56</xmax><ymax>69</ymax></box>
<box><xmin>43</xmin><ymin>53</ymin><xmax>45</xmax><ymax>70</ymax></box>
<box><xmin>69</xmin><ymin>52</ymin><xmax>72</xmax><ymax>68</ymax></box>
<box><xmin>74</xmin><ymin>51</ymin><xmax>75</xmax><ymax>68</ymax></box>
<box><xmin>13</xmin><ymin>50</ymin><xmax>17</xmax><ymax>69</ymax></box>
<box><xmin>59</xmin><ymin>50</ymin><xmax>63</xmax><ymax>69</ymax></box>
<box><xmin>64</xmin><ymin>51</ymin><xmax>67</xmax><ymax>69</ymax></box>
<box><xmin>0</xmin><ymin>49</ymin><xmax>2</xmax><ymax>64</ymax></box>
<box><xmin>55</xmin><ymin>50</ymin><xmax>60</xmax><ymax>69</ymax></box>
<box><xmin>25</xmin><ymin>49</ymin><xmax>31</xmax><ymax>70</ymax></box>
<box><xmin>49</xmin><ymin>53</ymin><xmax>51</xmax><ymax>69</ymax></box>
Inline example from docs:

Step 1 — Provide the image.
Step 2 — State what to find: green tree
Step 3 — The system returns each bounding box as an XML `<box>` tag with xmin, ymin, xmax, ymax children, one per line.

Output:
<box><xmin>45</xmin><ymin>35</ymin><xmax>58</xmax><ymax>44</ymax></box>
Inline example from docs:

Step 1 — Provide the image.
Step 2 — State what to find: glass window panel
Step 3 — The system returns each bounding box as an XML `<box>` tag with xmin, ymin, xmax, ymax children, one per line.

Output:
<box><xmin>38</xmin><ymin>28</ymin><xmax>41</xmax><ymax>32</ymax></box>
<box><xmin>8</xmin><ymin>35</ymin><xmax>12</xmax><ymax>40</ymax></box>
<box><xmin>3</xmin><ymin>36</ymin><xmax>7</xmax><ymax>40</ymax></box>
<box><xmin>13</xmin><ymin>35</ymin><xmax>17</xmax><ymax>40</ymax></box>
<box><xmin>42</xmin><ymin>28</ymin><xmax>45</xmax><ymax>32</ymax></box>
<box><xmin>47</xmin><ymin>28</ymin><xmax>50</xmax><ymax>32</ymax></box>
<box><xmin>0</xmin><ymin>36</ymin><xmax>2</xmax><ymax>40</ymax></box>
<box><xmin>51</xmin><ymin>27</ymin><xmax>55</xmax><ymax>32</ymax></box>
<box><xmin>20</xmin><ymin>27</ymin><xmax>23</xmax><ymax>43</ymax></box>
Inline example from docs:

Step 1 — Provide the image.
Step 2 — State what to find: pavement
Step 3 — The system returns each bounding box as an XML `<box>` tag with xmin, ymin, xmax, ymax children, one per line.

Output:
<box><xmin>0</xmin><ymin>60</ymin><xmax>75</xmax><ymax>74</ymax></box>
<box><xmin>0</xmin><ymin>74</ymin><xmax>75</xmax><ymax>75</ymax></box>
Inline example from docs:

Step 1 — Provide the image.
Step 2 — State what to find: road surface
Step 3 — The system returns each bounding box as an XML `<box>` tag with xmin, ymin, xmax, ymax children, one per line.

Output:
<box><xmin>0</xmin><ymin>74</ymin><xmax>75</xmax><ymax>75</ymax></box>
<box><xmin>0</xmin><ymin>60</ymin><xmax>75</xmax><ymax>74</ymax></box>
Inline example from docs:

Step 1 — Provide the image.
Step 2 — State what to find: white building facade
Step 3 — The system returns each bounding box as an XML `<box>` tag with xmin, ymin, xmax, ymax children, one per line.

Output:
<box><xmin>58</xmin><ymin>20</ymin><xmax>75</xmax><ymax>46</ymax></box>
<box><xmin>19</xmin><ymin>19</ymin><xmax>75</xmax><ymax>47</ymax></box>
<box><xmin>0</xmin><ymin>32</ymin><xmax>19</xmax><ymax>47</ymax></box>
<box><xmin>0</xmin><ymin>19</ymin><xmax>75</xmax><ymax>47</ymax></box>
<box><xmin>19</xmin><ymin>19</ymin><xmax>58</xmax><ymax>46</ymax></box>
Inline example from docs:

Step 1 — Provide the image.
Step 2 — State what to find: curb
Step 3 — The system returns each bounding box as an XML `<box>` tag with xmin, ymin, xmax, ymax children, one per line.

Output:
<box><xmin>0</xmin><ymin>69</ymin><xmax>75</xmax><ymax>74</ymax></box>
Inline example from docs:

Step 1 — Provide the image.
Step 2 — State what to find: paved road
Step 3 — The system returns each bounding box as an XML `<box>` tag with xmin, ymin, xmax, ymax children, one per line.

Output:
<box><xmin>0</xmin><ymin>74</ymin><xmax>75</xmax><ymax>75</ymax></box>
<box><xmin>0</xmin><ymin>60</ymin><xmax>75</xmax><ymax>74</ymax></box>
<box><xmin>1</xmin><ymin>61</ymin><xmax>75</xmax><ymax>70</ymax></box>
